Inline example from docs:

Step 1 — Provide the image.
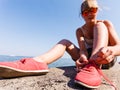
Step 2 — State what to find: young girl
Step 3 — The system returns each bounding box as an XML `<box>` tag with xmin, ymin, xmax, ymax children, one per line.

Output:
<box><xmin>0</xmin><ymin>0</ymin><xmax>119</xmax><ymax>89</ymax></box>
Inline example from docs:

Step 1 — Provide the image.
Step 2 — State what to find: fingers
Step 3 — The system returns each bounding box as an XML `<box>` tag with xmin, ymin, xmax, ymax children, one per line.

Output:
<box><xmin>95</xmin><ymin>47</ymin><xmax>114</xmax><ymax>65</ymax></box>
<box><xmin>75</xmin><ymin>60</ymin><xmax>84</xmax><ymax>69</ymax></box>
<box><xmin>75</xmin><ymin>60</ymin><xmax>82</xmax><ymax>72</ymax></box>
<box><xmin>98</xmin><ymin>47</ymin><xmax>113</xmax><ymax>58</ymax></box>
<box><xmin>106</xmin><ymin>55</ymin><xmax>114</xmax><ymax>63</ymax></box>
<box><xmin>75</xmin><ymin>58</ymin><xmax>88</xmax><ymax>71</ymax></box>
<box><xmin>95</xmin><ymin>55</ymin><xmax>114</xmax><ymax>64</ymax></box>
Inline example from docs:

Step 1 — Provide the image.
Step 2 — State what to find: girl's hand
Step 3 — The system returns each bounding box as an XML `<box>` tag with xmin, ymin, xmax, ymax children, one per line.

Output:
<box><xmin>95</xmin><ymin>47</ymin><xmax>115</xmax><ymax>64</ymax></box>
<box><xmin>75</xmin><ymin>55</ymin><xmax>88</xmax><ymax>71</ymax></box>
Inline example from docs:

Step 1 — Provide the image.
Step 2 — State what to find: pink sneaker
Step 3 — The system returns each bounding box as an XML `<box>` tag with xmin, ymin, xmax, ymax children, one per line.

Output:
<box><xmin>75</xmin><ymin>61</ymin><xmax>117</xmax><ymax>89</ymax></box>
<box><xmin>0</xmin><ymin>58</ymin><xmax>49</xmax><ymax>78</ymax></box>
<box><xmin>75</xmin><ymin>61</ymin><xmax>101</xmax><ymax>88</ymax></box>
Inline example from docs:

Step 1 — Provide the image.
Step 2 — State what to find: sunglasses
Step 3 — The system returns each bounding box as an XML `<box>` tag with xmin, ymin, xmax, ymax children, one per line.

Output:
<box><xmin>82</xmin><ymin>8</ymin><xmax>98</xmax><ymax>17</ymax></box>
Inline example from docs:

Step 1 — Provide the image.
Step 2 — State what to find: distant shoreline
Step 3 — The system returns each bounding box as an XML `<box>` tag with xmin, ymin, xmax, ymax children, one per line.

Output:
<box><xmin>0</xmin><ymin>55</ymin><xmax>119</xmax><ymax>68</ymax></box>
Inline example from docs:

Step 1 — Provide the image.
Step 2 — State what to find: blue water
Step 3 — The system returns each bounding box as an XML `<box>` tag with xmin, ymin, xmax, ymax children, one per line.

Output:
<box><xmin>48</xmin><ymin>58</ymin><xmax>75</xmax><ymax>68</ymax></box>
<box><xmin>0</xmin><ymin>55</ymin><xmax>119</xmax><ymax>68</ymax></box>
<box><xmin>0</xmin><ymin>55</ymin><xmax>75</xmax><ymax>68</ymax></box>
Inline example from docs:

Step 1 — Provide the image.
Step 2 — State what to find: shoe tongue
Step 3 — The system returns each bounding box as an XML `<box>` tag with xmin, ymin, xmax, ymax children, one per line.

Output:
<box><xmin>89</xmin><ymin>61</ymin><xmax>100</xmax><ymax>68</ymax></box>
<box><xmin>82</xmin><ymin>62</ymin><xmax>96</xmax><ymax>72</ymax></box>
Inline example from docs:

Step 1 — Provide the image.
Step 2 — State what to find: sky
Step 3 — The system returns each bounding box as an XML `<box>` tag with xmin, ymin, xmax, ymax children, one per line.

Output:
<box><xmin>0</xmin><ymin>0</ymin><xmax>120</xmax><ymax>58</ymax></box>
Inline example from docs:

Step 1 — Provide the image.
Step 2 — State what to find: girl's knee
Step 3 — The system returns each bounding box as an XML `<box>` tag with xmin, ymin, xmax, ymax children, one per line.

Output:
<box><xmin>58</xmin><ymin>39</ymin><xmax>73</xmax><ymax>46</ymax></box>
<box><xmin>94</xmin><ymin>22</ymin><xmax>107</xmax><ymax>30</ymax></box>
<box><xmin>94</xmin><ymin>22</ymin><xmax>108</xmax><ymax>35</ymax></box>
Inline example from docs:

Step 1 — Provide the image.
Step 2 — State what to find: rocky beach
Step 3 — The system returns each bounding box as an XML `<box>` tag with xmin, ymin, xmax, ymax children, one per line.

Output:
<box><xmin>0</xmin><ymin>62</ymin><xmax>120</xmax><ymax>90</ymax></box>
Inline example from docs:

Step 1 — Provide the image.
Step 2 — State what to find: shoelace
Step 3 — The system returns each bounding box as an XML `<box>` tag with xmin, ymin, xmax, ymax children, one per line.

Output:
<box><xmin>75</xmin><ymin>61</ymin><xmax>117</xmax><ymax>90</ymax></box>
<box><xmin>92</xmin><ymin>61</ymin><xmax>117</xmax><ymax>90</ymax></box>
<box><xmin>20</xmin><ymin>58</ymin><xmax>27</xmax><ymax>64</ymax></box>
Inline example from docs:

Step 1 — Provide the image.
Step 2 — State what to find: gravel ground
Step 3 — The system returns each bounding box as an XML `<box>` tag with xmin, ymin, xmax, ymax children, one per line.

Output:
<box><xmin>0</xmin><ymin>63</ymin><xmax>119</xmax><ymax>90</ymax></box>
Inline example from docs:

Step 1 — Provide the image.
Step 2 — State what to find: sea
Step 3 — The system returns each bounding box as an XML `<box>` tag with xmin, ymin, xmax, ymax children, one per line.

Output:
<box><xmin>0</xmin><ymin>55</ymin><xmax>119</xmax><ymax>68</ymax></box>
<box><xmin>0</xmin><ymin>55</ymin><xmax>75</xmax><ymax>68</ymax></box>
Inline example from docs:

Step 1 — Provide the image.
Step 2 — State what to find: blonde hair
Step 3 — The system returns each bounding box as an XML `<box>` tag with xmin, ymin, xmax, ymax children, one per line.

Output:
<box><xmin>81</xmin><ymin>0</ymin><xmax>99</xmax><ymax>13</ymax></box>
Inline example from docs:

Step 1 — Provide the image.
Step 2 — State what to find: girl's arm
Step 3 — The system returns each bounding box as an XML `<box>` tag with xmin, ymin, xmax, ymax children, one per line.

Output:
<box><xmin>76</xmin><ymin>28</ymin><xmax>88</xmax><ymax>57</ymax></box>
<box><xmin>75</xmin><ymin>28</ymin><xmax>89</xmax><ymax>69</ymax></box>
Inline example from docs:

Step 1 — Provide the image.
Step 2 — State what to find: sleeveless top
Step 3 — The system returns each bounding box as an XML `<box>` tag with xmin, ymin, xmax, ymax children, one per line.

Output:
<box><xmin>80</xmin><ymin>27</ymin><xmax>93</xmax><ymax>49</ymax></box>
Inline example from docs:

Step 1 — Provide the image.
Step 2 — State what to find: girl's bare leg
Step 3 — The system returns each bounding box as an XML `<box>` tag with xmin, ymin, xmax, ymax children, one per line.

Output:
<box><xmin>90</xmin><ymin>22</ymin><xmax>108</xmax><ymax>60</ymax></box>
<box><xmin>34</xmin><ymin>39</ymin><xmax>80</xmax><ymax>64</ymax></box>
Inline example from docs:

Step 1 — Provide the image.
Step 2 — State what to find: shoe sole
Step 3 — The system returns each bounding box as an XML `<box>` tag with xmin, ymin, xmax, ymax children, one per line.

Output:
<box><xmin>0</xmin><ymin>65</ymin><xmax>49</xmax><ymax>78</ymax></box>
<box><xmin>74</xmin><ymin>80</ymin><xmax>100</xmax><ymax>89</ymax></box>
